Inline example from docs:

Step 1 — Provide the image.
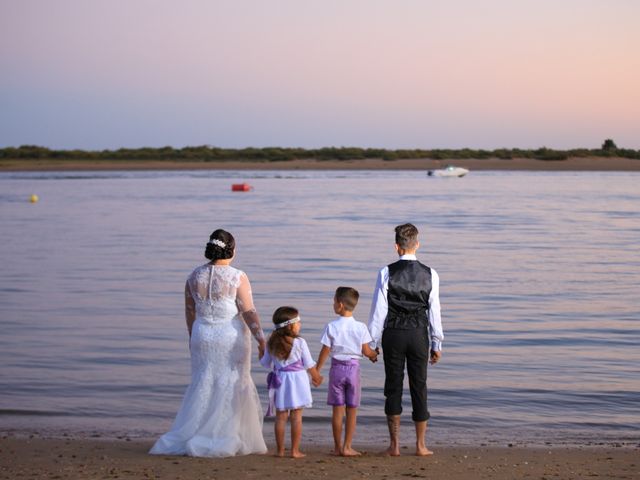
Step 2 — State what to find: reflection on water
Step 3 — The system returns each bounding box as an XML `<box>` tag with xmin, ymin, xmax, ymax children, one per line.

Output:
<box><xmin>0</xmin><ymin>170</ymin><xmax>638</xmax><ymax>445</ymax></box>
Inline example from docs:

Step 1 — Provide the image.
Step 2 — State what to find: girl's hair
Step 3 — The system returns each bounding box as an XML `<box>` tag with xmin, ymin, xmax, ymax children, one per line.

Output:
<box><xmin>267</xmin><ymin>306</ymin><xmax>300</xmax><ymax>360</ymax></box>
<box><xmin>204</xmin><ymin>229</ymin><xmax>236</xmax><ymax>261</ymax></box>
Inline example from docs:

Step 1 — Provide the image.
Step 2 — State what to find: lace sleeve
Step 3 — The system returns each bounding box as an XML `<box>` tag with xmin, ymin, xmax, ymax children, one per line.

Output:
<box><xmin>185</xmin><ymin>279</ymin><xmax>196</xmax><ymax>337</ymax></box>
<box><xmin>236</xmin><ymin>273</ymin><xmax>266</xmax><ymax>344</ymax></box>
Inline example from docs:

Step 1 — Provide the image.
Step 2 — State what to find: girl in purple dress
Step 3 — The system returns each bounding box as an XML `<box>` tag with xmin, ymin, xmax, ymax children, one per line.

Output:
<box><xmin>259</xmin><ymin>306</ymin><xmax>322</xmax><ymax>457</ymax></box>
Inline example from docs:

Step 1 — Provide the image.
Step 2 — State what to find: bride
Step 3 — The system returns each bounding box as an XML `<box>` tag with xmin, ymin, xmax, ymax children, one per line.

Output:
<box><xmin>150</xmin><ymin>229</ymin><xmax>268</xmax><ymax>457</ymax></box>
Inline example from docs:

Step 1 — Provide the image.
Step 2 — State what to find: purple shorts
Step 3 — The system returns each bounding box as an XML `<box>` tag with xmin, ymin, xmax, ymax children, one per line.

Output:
<box><xmin>327</xmin><ymin>358</ymin><xmax>361</xmax><ymax>407</ymax></box>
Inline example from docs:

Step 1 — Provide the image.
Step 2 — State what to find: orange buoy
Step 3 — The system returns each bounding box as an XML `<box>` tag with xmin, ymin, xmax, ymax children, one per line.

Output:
<box><xmin>231</xmin><ymin>183</ymin><xmax>252</xmax><ymax>192</ymax></box>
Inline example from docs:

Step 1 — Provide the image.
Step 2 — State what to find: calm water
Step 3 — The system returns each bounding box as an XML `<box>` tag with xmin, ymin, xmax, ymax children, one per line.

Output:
<box><xmin>0</xmin><ymin>170</ymin><xmax>638</xmax><ymax>446</ymax></box>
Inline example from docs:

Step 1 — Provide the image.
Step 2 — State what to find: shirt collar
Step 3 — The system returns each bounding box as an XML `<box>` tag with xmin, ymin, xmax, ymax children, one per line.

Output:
<box><xmin>399</xmin><ymin>254</ymin><xmax>417</xmax><ymax>260</ymax></box>
<box><xmin>337</xmin><ymin>315</ymin><xmax>354</xmax><ymax>321</ymax></box>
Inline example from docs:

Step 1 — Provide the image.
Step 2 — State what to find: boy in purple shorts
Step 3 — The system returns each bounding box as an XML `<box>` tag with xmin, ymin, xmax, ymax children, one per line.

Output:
<box><xmin>315</xmin><ymin>287</ymin><xmax>378</xmax><ymax>456</ymax></box>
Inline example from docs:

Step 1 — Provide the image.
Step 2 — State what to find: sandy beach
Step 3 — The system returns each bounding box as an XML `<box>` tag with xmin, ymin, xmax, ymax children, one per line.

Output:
<box><xmin>1</xmin><ymin>156</ymin><xmax>639</xmax><ymax>172</ymax></box>
<box><xmin>1</xmin><ymin>436</ymin><xmax>637</xmax><ymax>480</ymax></box>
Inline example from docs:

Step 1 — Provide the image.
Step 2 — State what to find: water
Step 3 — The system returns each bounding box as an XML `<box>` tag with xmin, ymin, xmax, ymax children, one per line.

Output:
<box><xmin>0</xmin><ymin>170</ymin><xmax>638</xmax><ymax>446</ymax></box>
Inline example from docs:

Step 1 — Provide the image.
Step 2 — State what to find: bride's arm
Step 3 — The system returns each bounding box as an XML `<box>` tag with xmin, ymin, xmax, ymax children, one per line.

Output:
<box><xmin>236</xmin><ymin>273</ymin><xmax>266</xmax><ymax>354</ymax></box>
<box><xmin>185</xmin><ymin>280</ymin><xmax>196</xmax><ymax>338</ymax></box>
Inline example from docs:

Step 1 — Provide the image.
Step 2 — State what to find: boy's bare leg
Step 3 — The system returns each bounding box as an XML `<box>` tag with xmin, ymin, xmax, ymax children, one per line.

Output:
<box><xmin>342</xmin><ymin>406</ymin><xmax>361</xmax><ymax>456</ymax></box>
<box><xmin>385</xmin><ymin>415</ymin><xmax>401</xmax><ymax>456</ymax></box>
<box><xmin>414</xmin><ymin>421</ymin><xmax>433</xmax><ymax>456</ymax></box>
<box><xmin>274</xmin><ymin>410</ymin><xmax>289</xmax><ymax>457</ymax></box>
<box><xmin>331</xmin><ymin>406</ymin><xmax>345</xmax><ymax>455</ymax></box>
<box><xmin>290</xmin><ymin>408</ymin><xmax>306</xmax><ymax>458</ymax></box>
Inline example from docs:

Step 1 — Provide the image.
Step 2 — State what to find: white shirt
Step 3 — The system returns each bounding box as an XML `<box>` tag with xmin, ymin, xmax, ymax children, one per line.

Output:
<box><xmin>320</xmin><ymin>316</ymin><xmax>373</xmax><ymax>361</ymax></box>
<box><xmin>367</xmin><ymin>254</ymin><xmax>444</xmax><ymax>351</ymax></box>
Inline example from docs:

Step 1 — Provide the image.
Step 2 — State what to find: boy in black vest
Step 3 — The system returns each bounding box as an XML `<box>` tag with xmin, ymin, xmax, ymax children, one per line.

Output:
<box><xmin>368</xmin><ymin>223</ymin><xmax>443</xmax><ymax>456</ymax></box>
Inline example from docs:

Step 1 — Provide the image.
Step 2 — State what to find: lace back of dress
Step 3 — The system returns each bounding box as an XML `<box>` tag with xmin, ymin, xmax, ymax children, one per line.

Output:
<box><xmin>190</xmin><ymin>265</ymin><xmax>242</xmax><ymax>320</ymax></box>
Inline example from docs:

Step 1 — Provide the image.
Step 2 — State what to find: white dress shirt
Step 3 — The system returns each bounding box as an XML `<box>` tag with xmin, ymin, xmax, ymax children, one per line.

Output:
<box><xmin>368</xmin><ymin>254</ymin><xmax>443</xmax><ymax>351</ymax></box>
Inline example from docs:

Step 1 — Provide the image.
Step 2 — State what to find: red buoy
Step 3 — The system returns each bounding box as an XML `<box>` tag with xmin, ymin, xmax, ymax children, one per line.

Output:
<box><xmin>231</xmin><ymin>183</ymin><xmax>252</xmax><ymax>192</ymax></box>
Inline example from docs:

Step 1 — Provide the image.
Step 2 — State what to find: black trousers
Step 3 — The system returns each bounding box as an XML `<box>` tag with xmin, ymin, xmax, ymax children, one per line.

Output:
<box><xmin>381</xmin><ymin>327</ymin><xmax>430</xmax><ymax>422</ymax></box>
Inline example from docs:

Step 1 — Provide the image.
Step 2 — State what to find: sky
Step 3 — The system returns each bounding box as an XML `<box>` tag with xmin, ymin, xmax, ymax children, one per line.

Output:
<box><xmin>1</xmin><ymin>0</ymin><xmax>638</xmax><ymax>150</ymax></box>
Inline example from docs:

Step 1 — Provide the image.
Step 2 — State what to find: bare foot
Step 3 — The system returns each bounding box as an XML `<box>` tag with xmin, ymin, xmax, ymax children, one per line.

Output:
<box><xmin>342</xmin><ymin>447</ymin><xmax>362</xmax><ymax>457</ymax></box>
<box><xmin>329</xmin><ymin>449</ymin><xmax>342</xmax><ymax>456</ymax></box>
<box><xmin>416</xmin><ymin>446</ymin><xmax>434</xmax><ymax>456</ymax></box>
<box><xmin>380</xmin><ymin>446</ymin><xmax>400</xmax><ymax>456</ymax></box>
<box><xmin>274</xmin><ymin>450</ymin><xmax>286</xmax><ymax>458</ymax></box>
<box><xmin>291</xmin><ymin>451</ymin><xmax>306</xmax><ymax>459</ymax></box>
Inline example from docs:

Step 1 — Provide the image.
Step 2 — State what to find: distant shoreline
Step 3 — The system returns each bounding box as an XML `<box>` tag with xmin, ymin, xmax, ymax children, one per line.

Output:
<box><xmin>2</xmin><ymin>156</ymin><xmax>640</xmax><ymax>172</ymax></box>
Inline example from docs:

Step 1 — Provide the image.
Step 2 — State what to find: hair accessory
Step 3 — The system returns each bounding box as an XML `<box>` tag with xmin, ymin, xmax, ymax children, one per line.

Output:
<box><xmin>208</xmin><ymin>239</ymin><xmax>226</xmax><ymax>248</ymax></box>
<box><xmin>275</xmin><ymin>316</ymin><xmax>300</xmax><ymax>329</ymax></box>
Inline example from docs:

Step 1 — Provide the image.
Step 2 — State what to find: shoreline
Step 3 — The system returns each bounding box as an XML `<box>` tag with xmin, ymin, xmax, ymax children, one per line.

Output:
<box><xmin>1</xmin><ymin>436</ymin><xmax>637</xmax><ymax>480</ymax></box>
<box><xmin>4</xmin><ymin>421</ymin><xmax>637</xmax><ymax>450</ymax></box>
<box><xmin>1</xmin><ymin>156</ymin><xmax>640</xmax><ymax>172</ymax></box>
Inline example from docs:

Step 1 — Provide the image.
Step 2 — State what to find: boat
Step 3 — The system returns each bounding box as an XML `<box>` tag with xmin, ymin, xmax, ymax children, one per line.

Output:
<box><xmin>427</xmin><ymin>165</ymin><xmax>469</xmax><ymax>177</ymax></box>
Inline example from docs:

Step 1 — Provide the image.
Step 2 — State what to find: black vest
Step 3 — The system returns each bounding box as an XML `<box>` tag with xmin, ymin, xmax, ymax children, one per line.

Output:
<box><xmin>385</xmin><ymin>260</ymin><xmax>432</xmax><ymax>329</ymax></box>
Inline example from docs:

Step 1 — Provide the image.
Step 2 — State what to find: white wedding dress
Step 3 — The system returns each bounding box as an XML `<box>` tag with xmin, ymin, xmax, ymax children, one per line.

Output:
<box><xmin>150</xmin><ymin>264</ymin><xmax>268</xmax><ymax>457</ymax></box>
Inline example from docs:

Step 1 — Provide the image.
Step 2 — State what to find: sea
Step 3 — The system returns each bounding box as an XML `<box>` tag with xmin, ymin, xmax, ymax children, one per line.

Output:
<box><xmin>0</xmin><ymin>169</ymin><xmax>638</xmax><ymax>447</ymax></box>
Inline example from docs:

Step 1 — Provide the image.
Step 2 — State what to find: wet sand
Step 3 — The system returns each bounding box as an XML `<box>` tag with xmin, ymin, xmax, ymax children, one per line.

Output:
<box><xmin>1</xmin><ymin>156</ymin><xmax>639</xmax><ymax>171</ymax></box>
<box><xmin>1</xmin><ymin>436</ymin><xmax>637</xmax><ymax>480</ymax></box>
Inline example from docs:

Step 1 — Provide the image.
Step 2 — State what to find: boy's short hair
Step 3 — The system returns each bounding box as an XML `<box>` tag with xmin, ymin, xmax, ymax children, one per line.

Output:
<box><xmin>335</xmin><ymin>286</ymin><xmax>359</xmax><ymax>311</ymax></box>
<box><xmin>395</xmin><ymin>223</ymin><xmax>419</xmax><ymax>250</ymax></box>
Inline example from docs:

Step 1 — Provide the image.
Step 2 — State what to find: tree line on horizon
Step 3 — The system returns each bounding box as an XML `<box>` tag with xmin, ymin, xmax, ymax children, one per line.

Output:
<box><xmin>1</xmin><ymin>140</ymin><xmax>637</xmax><ymax>162</ymax></box>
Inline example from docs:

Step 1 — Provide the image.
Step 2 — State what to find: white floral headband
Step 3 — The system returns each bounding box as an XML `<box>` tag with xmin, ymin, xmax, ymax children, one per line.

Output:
<box><xmin>275</xmin><ymin>316</ymin><xmax>300</xmax><ymax>329</ymax></box>
<box><xmin>208</xmin><ymin>239</ymin><xmax>226</xmax><ymax>248</ymax></box>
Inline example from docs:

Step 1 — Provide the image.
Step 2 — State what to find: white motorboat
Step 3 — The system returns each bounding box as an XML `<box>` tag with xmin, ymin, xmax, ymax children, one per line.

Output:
<box><xmin>427</xmin><ymin>165</ymin><xmax>469</xmax><ymax>177</ymax></box>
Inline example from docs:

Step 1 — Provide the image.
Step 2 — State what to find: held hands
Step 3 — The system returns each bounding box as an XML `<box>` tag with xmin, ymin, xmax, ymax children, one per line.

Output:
<box><xmin>257</xmin><ymin>340</ymin><xmax>266</xmax><ymax>359</ymax></box>
<box><xmin>362</xmin><ymin>345</ymin><xmax>379</xmax><ymax>364</ymax></box>
<box><xmin>310</xmin><ymin>367</ymin><xmax>323</xmax><ymax>387</ymax></box>
<box><xmin>370</xmin><ymin>347</ymin><xmax>381</xmax><ymax>363</ymax></box>
<box><xmin>368</xmin><ymin>350</ymin><xmax>378</xmax><ymax>363</ymax></box>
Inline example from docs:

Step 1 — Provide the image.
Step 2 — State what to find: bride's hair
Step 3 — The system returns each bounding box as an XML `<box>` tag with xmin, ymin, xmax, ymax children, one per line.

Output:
<box><xmin>204</xmin><ymin>229</ymin><xmax>235</xmax><ymax>261</ymax></box>
<box><xmin>268</xmin><ymin>306</ymin><xmax>299</xmax><ymax>360</ymax></box>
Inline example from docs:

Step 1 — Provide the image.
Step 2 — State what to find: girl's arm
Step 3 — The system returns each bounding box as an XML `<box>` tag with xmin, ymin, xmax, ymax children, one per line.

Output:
<box><xmin>311</xmin><ymin>345</ymin><xmax>330</xmax><ymax>387</ymax></box>
<box><xmin>309</xmin><ymin>367</ymin><xmax>323</xmax><ymax>387</ymax></box>
<box><xmin>299</xmin><ymin>339</ymin><xmax>322</xmax><ymax>386</ymax></box>
<box><xmin>259</xmin><ymin>348</ymin><xmax>272</xmax><ymax>369</ymax></box>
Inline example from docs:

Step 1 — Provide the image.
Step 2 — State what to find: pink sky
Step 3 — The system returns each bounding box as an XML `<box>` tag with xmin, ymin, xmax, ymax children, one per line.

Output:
<box><xmin>1</xmin><ymin>0</ymin><xmax>638</xmax><ymax>149</ymax></box>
